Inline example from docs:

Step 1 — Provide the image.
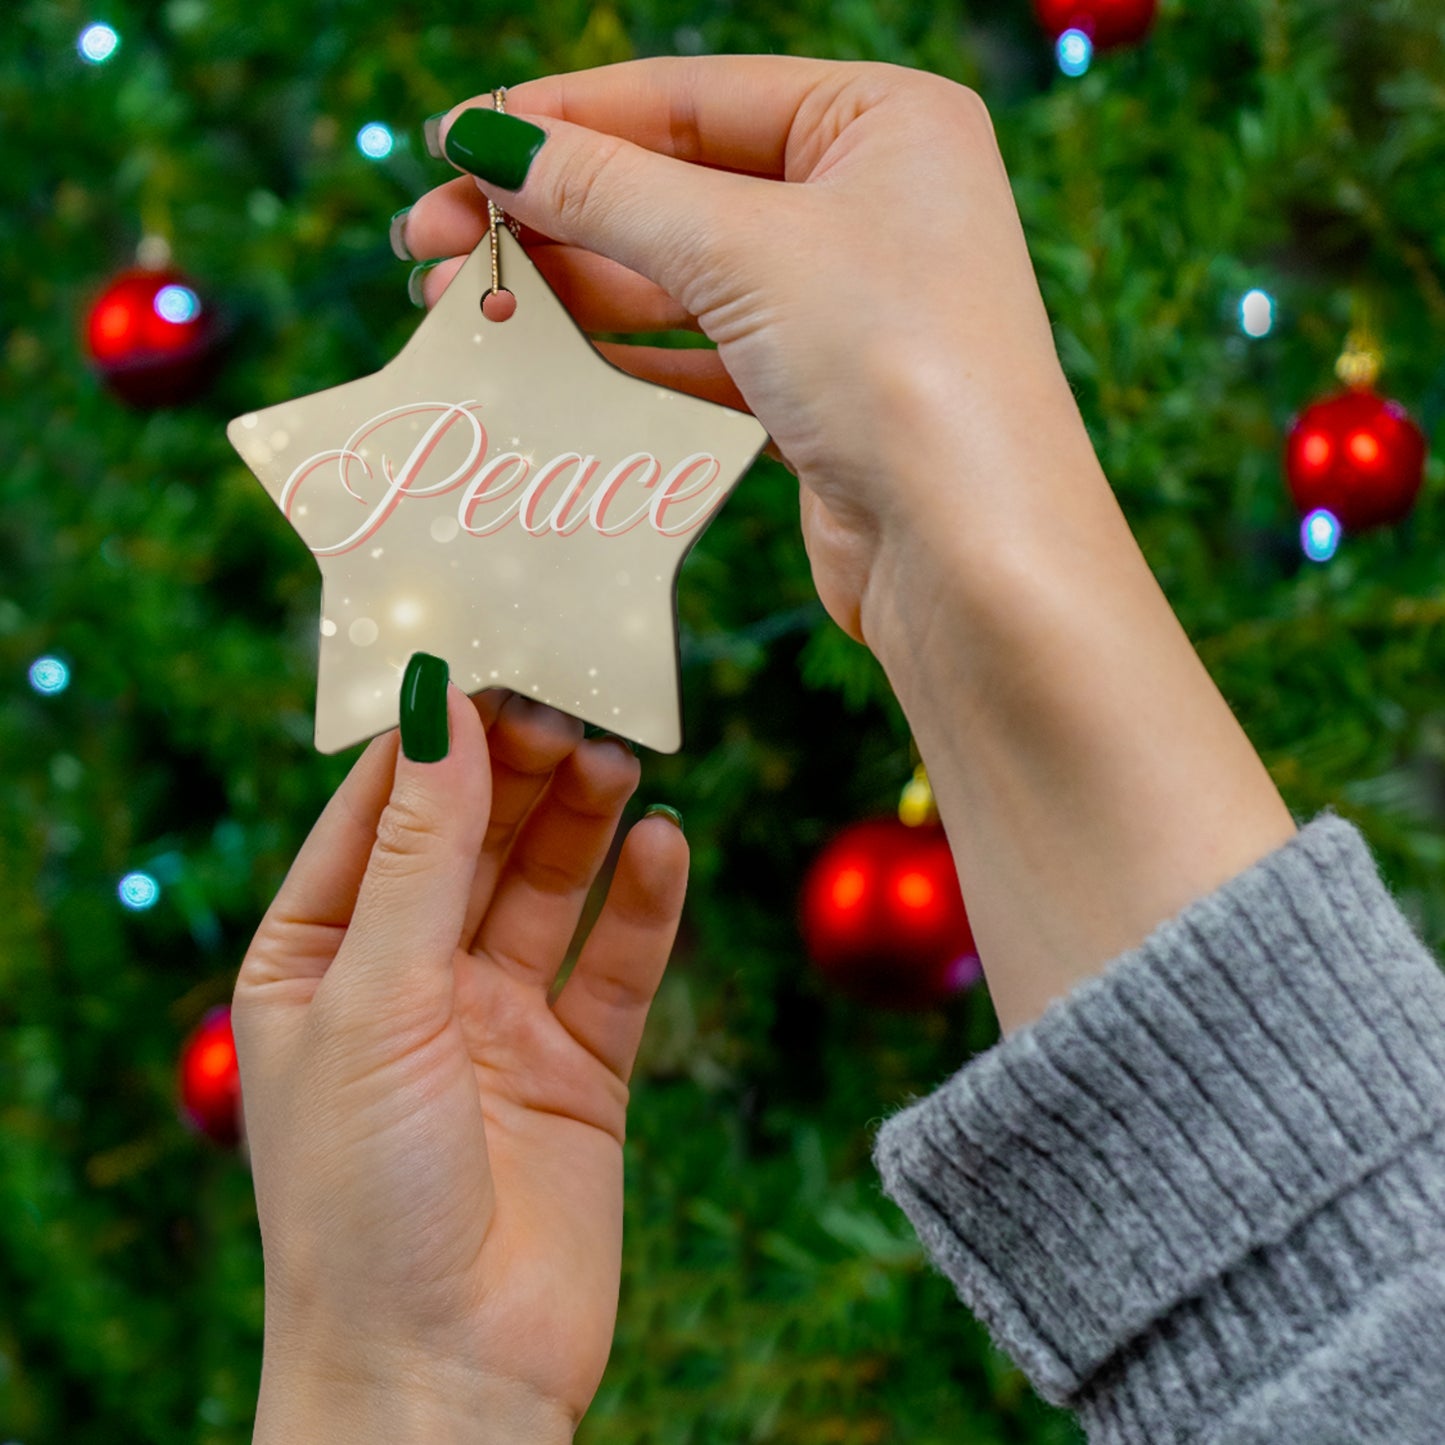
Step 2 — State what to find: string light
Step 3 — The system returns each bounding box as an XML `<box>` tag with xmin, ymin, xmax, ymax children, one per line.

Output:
<box><xmin>1240</xmin><ymin>289</ymin><xmax>1275</xmax><ymax>338</ymax></box>
<box><xmin>28</xmin><ymin>657</ymin><xmax>70</xmax><ymax>695</ymax></box>
<box><xmin>118</xmin><ymin>871</ymin><xmax>161</xmax><ymax>911</ymax></box>
<box><xmin>78</xmin><ymin>22</ymin><xmax>120</xmax><ymax>64</ymax></box>
<box><xmin>356</xmin><ymin>122</ymin><xmax>395</xmax><ymax>159</ymax></box>
<box><xmin>1057</xmin><ymin>29</ymin><xmax>1093</xmax><ymax>76</ymax></box>
<box><xmin>1301</xmin><ymin>508</ymin><xmax>1341</xmax><ymax>563</ymax></box>
<box><xmin>154</xmin><ymin>284</ymin><xmax>201</xmax><ymax>324</ymax></box>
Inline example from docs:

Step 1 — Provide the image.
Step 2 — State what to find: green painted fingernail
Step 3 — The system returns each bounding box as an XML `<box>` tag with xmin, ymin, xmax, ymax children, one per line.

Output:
<box><xmin>644</xmin><ymin>804</ymin><xmax>683</xmax><ymax>832</ymax></box>
<box><xmin>443</xmin><ymin>107</ymin><xmax>546</xmax><ymax>192</ymax></box>
<box><xmin>400</xmin><ymin>652</ymin><xmax>450</xmax><ymax>762</ymax></box>
<box><xmin>407</xmin><ymin>259</ymin><xmax>442</xmax><ymax>308</ymax></box>
<box><xmin>389</xmin><ymin>206</ymin><xmax>413</xmax><ymax>261</ymax></box>
<box><xmin>423</xmin><ymin>112</ymin><xmax>447</xmax><ymax>159</ymax></box>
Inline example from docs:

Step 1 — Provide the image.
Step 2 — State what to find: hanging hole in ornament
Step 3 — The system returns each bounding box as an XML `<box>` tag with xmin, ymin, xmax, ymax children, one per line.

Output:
<box><xmin>481</xmin><ymin>288</ymin><xmax>517</xmax><ymax>323</ymax></box>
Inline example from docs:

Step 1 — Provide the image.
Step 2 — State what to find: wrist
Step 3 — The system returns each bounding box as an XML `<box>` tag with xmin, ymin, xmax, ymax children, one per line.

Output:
<box><xmin>254</xmin><ymin>1345</ymin><xmax>575</xmax><ymax>1445</ymax></box>
<box><xmin>857</xmin><ymin>365</ymin><xmax>1119</xmax><ymax>682</ymax></box>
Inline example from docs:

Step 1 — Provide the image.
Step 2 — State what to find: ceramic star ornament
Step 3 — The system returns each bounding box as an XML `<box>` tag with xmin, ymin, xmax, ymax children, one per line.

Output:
<box><xmin>226</xmin><ymin>225</ymin><xmax>768</xmax><ymax>753</ymax></box>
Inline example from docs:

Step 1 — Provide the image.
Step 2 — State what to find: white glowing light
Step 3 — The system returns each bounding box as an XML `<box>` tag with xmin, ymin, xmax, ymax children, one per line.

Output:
<box><xmin>357</xmin><ymin>123</ymin><xmax>395</xmax><ymax>159</ymax></box>
<box><xmin>78</xmin><ymin>23</ymin><xmax>120</xmax><ymax>64</ymax></box>
<box><xmin>154</xmin><ymin>284</ymin><xmax>201</xmax><ymax>324</ymax></box>
<box><xmin>1240</xmin><ymin>289</ymin><xmax>1275</xmax><ymax>338</ymax></box>
<box><xmin>28</xmin><ymin>657</ymin><xmax>70</xmax><ymax>695</ymax></box>
<box><xmin>1057</xmin><ymin>29</ymin><xmax>1093</xmax><ymax>77</ymax></box>
<box><xmin>1301</xmin><ymin>508</ymin><xmax>1341</xmax><ymax>563</ymax></box>
<box><xmin>118</xmin><ymin>871</ymin><xmax>160</xmax><ymax>910</ymax></box>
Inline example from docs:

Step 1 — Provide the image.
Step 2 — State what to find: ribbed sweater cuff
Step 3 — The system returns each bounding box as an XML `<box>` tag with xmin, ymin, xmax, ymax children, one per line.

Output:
<box><xmin>870</xmin><ymin>810</ymin><xmax>1445</xmax><ymax>1408</ymax></box>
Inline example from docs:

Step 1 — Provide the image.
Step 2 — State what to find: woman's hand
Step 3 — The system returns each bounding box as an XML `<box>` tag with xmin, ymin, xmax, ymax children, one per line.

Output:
<box><xmin>233</xmin><ymin>685</ymin><xmax>687</xmax><ymax>1442</ymax></box>
<box><xmin>400</xmin><ymin>56</ymin><xmax>1097</xmax><ymax>645</ymax></box>
<box><xmin>401</xmin><ymin>58</ymin><xmax>1296</xmax><ymax>1037</ymax></box>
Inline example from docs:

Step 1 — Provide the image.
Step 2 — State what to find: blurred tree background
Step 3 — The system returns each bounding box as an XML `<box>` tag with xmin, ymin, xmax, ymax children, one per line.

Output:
<box><xmin>3</xmin><ymin>0</ymin><xmax>1445</xmax><ymax>1440</ymax></box>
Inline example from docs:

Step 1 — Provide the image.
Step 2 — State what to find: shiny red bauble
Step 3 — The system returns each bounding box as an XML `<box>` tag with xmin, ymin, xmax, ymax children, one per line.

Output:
<box><xmin>799</xmin><ymin>818</ymin><xmax>980</xmax><ymax>1011</ymax></box>
<box><xmin>85</xmin><ymin>267</ymin><xmax>220</xmax><ymax>407</ymax></box>
<box><xmin>178</xmin><ymin>1005</ymin><xmax>243</xmax><ymax>1148</ymax></box>
<box><xmin>1033</xmin><ymin>0</ymin><xmax>1158</xmax><ymax>48</ymax></box>
<box><xmin>1285</xmin><ymin>388</ymin><xmax>1428</xmax><ymax>533</ymax></box>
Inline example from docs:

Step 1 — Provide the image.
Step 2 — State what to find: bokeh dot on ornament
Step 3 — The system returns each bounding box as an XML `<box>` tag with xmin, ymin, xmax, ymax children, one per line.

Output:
<box><xmin>895</xmin><ymin>870</ymin><xmax>936</xmax><ymax>910</ymax></box>
<box><xmin>1056</xmin><ymin>28</ymin><xmax>1093</xmax><ymax>75</ymax></box>
<box><xmin>78</xmin><ymin>22</ymin><xmax>119</xmax><ymax>64</ymax></box>
<box><xmin>1240</xmin><ymin>289</ymin><xmax>1275</xmax><ymax>338</ymax></box>
<box><xmin>356</xmin><ymin>122</ymin><xmax>395</xmax><ymax>159</ymax></box>
<box><xmin>1348</xmin><ymin>431</ymin><xmax>1381</xmax><ymax>466</ymax></box>
<box><xmin>831</xmin><ymin>866</ymin><xmax>867</xmax><ymax>910</ymax></box>
<box><xmin>1300</xmin><ymin>433</ymin><xmax>1331</xmax><ymax>471</ymax></box>
<box><xmin>28</xmin><ymin>656</ymin><xmax>70</xmax><ymax>695</ymax></box>
<box><xmin>1301</xmin><ymin>509</ymin><xmax>1341</xmax><ymax>563</ymax></box>
<box><xmin>118</xmin><ymin>871</ymin><xmax>160</xmax><ymax>911</ymax></box>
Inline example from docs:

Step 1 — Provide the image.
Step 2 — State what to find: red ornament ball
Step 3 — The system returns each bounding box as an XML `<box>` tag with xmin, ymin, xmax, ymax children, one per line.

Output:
<box><xmin>1033</xmin><ymin>0</ymin><xmax>1158</xmax><ymax>49</ymax></box>
<box><xmin>1285</xmin><ymin>388</ymin><xmax>1428</xmax><ymax>534</ymax></box>
<box><xmin>85</xmin><ymin>267</ymin><xmax>220</xmax><ymax>407</ymax></box>
<box><xmin>799</xmin><ymin>817</ymin><xmax>980</xmax><ymax>1011</ymax></box>
<box><xmin>178</xmin><ymin>1005</ymin><xmax>243</xmax><ymax>1148</ymax></box>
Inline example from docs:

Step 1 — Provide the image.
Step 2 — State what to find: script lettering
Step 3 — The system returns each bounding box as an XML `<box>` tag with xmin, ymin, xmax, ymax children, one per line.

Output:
<box><xmin>283</xmin><ymin>401</ymin><xmax>731</xmax><ymax>554</ymax></box>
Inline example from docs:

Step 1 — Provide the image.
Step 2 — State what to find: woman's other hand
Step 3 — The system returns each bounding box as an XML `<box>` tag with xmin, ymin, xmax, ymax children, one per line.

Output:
<box><xmin>234</xmin><ymin>682</ymin><xmax>687</xmax><ymax>1442</ymax></box>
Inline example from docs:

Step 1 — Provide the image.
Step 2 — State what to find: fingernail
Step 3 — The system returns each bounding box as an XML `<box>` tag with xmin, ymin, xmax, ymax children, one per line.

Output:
<box><xmin>644</xmin><ymin>803</ymin><xmax>683</xmax><ymax>833</ymax></box>
<box><xmin>389</xmin><ymin>206</ymin><xmax>413</xmax><ymax>261</ymax></box>
<box><xmin>443</xmin><ymin>107</ymin><xmax>547</xmax><ymax>192</ymax></box>
<box><xmin>407</xmin><ymin>260</ymin><xmax>442</xmax><ymax>308</ymax></box>
<box><xmin>423</xmin><ymin>111</ymin><xmax>447</xmax><ymax>159</ymax></box>
<box><xmin>400</xmin><ymin>652</ymin><xmax>450</xmax><ymax>762</ymax></box>
<box><xmin>597</xmin><ymin>730</ymin><xmax>637</xmax><ymax>755</ymax></box>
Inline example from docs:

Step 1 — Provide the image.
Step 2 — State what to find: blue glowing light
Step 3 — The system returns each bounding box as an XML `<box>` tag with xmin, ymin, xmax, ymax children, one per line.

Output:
<box><xmin>356</xmin><ymin>123</ymin><xmax>395</xmax><ymax>159</ymax></box>
<box><xmin>28</xmin><ymin>657</ymin><xmax>70</xmax><ymax>695</ymax></box>
<box><xmin>118</xmin><ymin>871</ymin><xmax>161</xmax><ymax>910</ymax></box>
<box><xmin>1301</xmin><ymin>508</ymin><xmax>1341</xmax><ymax>563</ymax></box>
<box><xmin>153</xmin><ymin>284</ymin><xmax>201</xmax><ymax>324</ymax></box>
<box><xmin>1057</xmin><ymin>28</ymin><xmax>1093</xmax><ymax>77</ymax></box>
<box><xmin>78</xmin><ymin>23</ymin><xmax>120</xmax><ymax>64</ymax></box>
<box><xmin>1240</xmin><ymin>288</ymin><xmax>1275</xmax><ymax>338</ymax></box>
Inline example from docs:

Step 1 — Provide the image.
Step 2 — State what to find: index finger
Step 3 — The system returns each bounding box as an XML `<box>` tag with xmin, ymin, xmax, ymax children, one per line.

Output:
<box><xmin>486</xmin><ymin>54</ymin><xmax>851</xmax><ymax>178</ymax></box>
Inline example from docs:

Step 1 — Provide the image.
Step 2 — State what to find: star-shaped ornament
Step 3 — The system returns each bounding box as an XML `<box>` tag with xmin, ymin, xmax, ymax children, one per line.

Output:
<box><xmin>227</xmin><ymin>226</ymin><xmax>768</xmax><ymax>753</ymax></box>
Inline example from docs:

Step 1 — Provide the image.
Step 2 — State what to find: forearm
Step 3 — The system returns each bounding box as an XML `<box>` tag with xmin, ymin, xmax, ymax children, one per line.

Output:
<box><xmin>860</xmin><ymin>403</ymin><xmax>1297</xmax><ymax>1034</ymax></box>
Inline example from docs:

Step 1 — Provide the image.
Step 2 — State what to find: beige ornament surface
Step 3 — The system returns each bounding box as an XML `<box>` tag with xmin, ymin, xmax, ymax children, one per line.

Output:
<box><xmin>227</xmin><ymin>228</ymin><xmax>768</xmax><ymax>753</ymax></box>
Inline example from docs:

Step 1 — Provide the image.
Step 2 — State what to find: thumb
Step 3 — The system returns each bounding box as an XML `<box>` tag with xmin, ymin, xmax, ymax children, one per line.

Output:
<box><xmin>437</xmin><ymin>102</ymin><xmax>762</xmax><ymax>319</ymax></box>
<box><xmin>322</xmin><ymin>653</ymin><xmax>490</xmax><ymax>1028</ymax></box>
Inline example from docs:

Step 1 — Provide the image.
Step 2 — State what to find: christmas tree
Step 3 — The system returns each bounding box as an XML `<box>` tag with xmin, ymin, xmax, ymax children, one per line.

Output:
<box><xmin>3</xmin><ymin>1</ymin><xmax>1443</xmax><ymax>1440</ymax></box>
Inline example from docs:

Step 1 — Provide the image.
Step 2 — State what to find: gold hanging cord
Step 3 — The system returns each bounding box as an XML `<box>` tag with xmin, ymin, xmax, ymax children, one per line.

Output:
<box><xmin>486</xmin><ymin>87</ymin><xmax>523</xmax><ymax>303</ymax></box>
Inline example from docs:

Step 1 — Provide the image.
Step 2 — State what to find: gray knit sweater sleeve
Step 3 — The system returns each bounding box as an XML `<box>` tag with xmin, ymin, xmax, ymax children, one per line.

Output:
<box><xmin>870</xmin><ymin>809</ymin><xmax>1445</xmax><ymax>1442</ymax></box>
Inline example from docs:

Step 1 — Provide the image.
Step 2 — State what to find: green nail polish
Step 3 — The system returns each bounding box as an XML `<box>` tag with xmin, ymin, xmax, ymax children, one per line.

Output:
<box><xmin>644</xmin><ymin>803</ymin><xmax>683</xmax><ymax>832</ymax></box>
<box><xmin>407</xmin><ymin>260</ymin><xmax>442</xmax><ymax>308</ymax></box>
<box><xmin>443</xmin><ymin>107</ymin><xmax>546</xmax><ymax>192</ymax></box>
<box><xmin>389</xmin><ymin>206</ymin><xmax>413</xmax><ymax>262</ymax></box>
<box><xmin>423</xmin><ymin>112</ymin><xmax>447</xmax><ymax>159</ymax></box>
<box><xmin>400</xmin><ymin>652</ymin><xmax>450</xmax><ymax>762</ymax></box>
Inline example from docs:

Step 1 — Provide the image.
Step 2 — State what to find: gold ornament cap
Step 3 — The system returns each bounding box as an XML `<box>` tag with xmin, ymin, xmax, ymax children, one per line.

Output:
<box><xmin>898</xmin><ymin>764</ymin><xmax>938</xmax><ymax>827</ymax></box>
